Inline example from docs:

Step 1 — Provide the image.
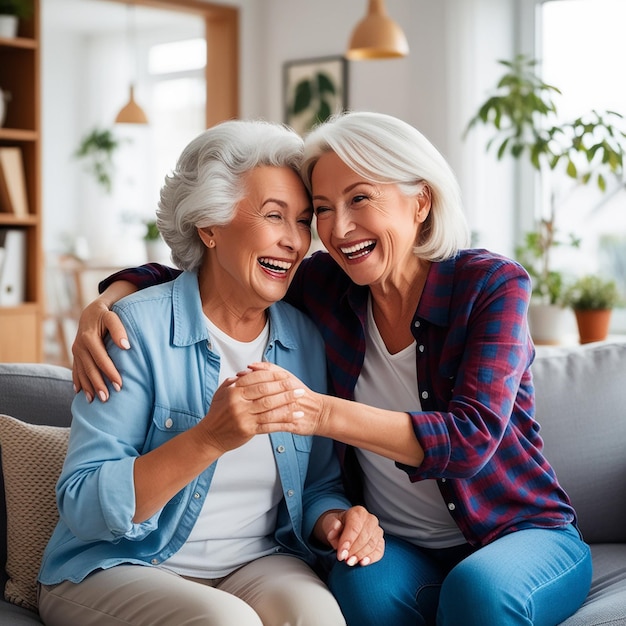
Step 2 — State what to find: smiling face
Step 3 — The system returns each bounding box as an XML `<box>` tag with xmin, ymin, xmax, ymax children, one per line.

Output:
<box><xmin>199</xmin><ymin>166</ymin><xmax>312</xmax><ymax>319</ymax></box>
<box><xmin>311</xmin><ymin>151</ymin><xmax>430</xmax><ymax>289</ymax></box>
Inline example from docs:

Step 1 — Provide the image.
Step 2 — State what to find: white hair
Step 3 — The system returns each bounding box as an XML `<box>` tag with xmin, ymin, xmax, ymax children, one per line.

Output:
<box><xmin>302</xmin><ymin>111</ymin><xmax>470</xmax><ymax>260</ymax></box>
<box><xmin>157</xmin><ymin>119</ymin><xmax>305</xmax><ymax>271</ymax></box>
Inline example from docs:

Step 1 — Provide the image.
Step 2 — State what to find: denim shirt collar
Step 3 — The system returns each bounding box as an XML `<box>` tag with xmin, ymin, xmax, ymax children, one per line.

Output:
<box><xmin>171</xmin><ymin>270</ymin><xmax>299</xmax><ymax>351</ymax></box>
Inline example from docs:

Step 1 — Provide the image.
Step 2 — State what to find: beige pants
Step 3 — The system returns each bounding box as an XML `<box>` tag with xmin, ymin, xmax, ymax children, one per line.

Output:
<box><xmin>38</xmin><ymin>555</ymin><xmax>346</xmax><ymax>626</ymax></box>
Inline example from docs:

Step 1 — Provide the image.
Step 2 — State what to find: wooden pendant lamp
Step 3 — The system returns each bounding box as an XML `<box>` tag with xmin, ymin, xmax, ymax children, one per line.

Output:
<box><xmin>115</xmin><ymin>4</ymin><xmax>149</xmax><ymax>124</ymax></box>
<box><xmin>346</xmin><ymin>0</ymin><xmax>409</xmax><ymax>60</ymax></box>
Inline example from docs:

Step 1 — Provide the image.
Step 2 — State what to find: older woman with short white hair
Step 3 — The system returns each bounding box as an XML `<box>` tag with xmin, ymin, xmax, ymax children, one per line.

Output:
<box><xmin>37</xmin><ymin>119</ymin><xmax>383</xmax><ymax>626</ymax></box>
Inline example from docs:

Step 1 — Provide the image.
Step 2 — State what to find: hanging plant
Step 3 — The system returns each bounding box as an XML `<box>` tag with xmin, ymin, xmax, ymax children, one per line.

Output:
<box><xmin>73</xmin><ymin>127</ymin><xmax>125</xmax><ymax>194</ymax></box>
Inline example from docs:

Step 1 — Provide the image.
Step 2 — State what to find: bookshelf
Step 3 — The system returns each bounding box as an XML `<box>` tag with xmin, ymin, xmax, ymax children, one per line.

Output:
<box><xmin>0</xmin><ymin>1</ymin><xmax>42</xmax><ymax>362</ymax></box>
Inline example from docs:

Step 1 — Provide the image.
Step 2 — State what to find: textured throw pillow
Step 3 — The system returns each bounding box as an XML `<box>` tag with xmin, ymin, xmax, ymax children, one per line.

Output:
<box><xmin>0</xmin><ymin>414</ymin><xmax>69</xmax><ymax>611</ymax></box>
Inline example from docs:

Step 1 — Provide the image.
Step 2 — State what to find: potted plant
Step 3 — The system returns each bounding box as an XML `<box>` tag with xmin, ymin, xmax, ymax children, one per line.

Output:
<box><xmin>0</xmin><ymin>0</ymin><xmax>33</xmax><ymax>38</ymax></box>
<box><xmin>465</xmin><ymin>54</ymin><xmax>626</xmax><ymax>343</ymax></box>
<box><xmin>143</xmin><ymin>219</ymin><xmax>169</xmax><ymax>263</ymax></box>
<box><xmin>73</xmin><ymin>127</ymin><xmax>123</xmax><ymax>194</ymax></box>
<box><xmin>564</xmin><ymin>274</ymin><xmax>622</xmax><ymax>344</ymax></box>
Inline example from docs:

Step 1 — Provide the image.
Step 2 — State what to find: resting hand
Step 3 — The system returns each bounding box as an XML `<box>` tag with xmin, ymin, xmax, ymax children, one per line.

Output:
<box><xmin>315</xmin><ymin>506</ymin><xmax>384</xmax><ymax>566</ymax></box>
<box><xmin>72</xmin><ymin>284</ymin><xmax>136</xmax><ymax>402</ymax></box>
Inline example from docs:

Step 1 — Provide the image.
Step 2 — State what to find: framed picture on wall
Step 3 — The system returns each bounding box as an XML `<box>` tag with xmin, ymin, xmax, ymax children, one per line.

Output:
<box><xmin>283</xmin><ymin>55</ymin><xmax>348</xmax><ymax>136</ymax></box>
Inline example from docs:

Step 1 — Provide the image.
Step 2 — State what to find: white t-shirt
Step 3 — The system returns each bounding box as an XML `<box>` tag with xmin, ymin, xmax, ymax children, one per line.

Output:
<box><xmin>354</xmin><ymin>297</ymin><xmax>465</xmax><ymax>548</ymax></box>
<box><xmin>165</xmin><ymin>316</ymin><xmax>282</xmax><ymax>578</ymax></box>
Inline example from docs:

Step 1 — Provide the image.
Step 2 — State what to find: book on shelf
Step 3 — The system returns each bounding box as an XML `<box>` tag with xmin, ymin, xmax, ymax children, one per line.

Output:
<box><xmin>0</xmin><ymin>147</ymin><xmax>29</xmax><ymax>217</ymax></box>
<box><xmin>0</xmin><ymin>228</ymin><xmax>26</xmax><ymax>306</ymax></box>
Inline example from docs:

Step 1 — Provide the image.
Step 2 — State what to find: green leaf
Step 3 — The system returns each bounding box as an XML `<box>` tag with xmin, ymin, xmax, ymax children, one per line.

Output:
<box><xmin>316</xmin><ymin>72</ymin><xmax>336</xmax><ymax>95</ymax></box>
<box><xmin>497</xmin><ymin>138</ymin><xmax>510</xmax><ymax>160</ymax></box>
<box><xmin>292</xmin><ymin>80</ymin><xmax>312</xmax><ymax>115</ymax></box>
<box><xmin>566</xmin><ymin>160</ymin><xmax>577</xmax><ymax>178</ymax></box>
<box><xmin>316</xmin><ymin>100</ymin><xmax>332</xmax><ymax>124</ymax></box>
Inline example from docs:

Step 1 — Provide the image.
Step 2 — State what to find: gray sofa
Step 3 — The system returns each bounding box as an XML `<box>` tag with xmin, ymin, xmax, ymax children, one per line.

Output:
<box><xmin>1</xmin><ymin>342</ymin><xmax>625</xmax><ymax>625</ymax></box>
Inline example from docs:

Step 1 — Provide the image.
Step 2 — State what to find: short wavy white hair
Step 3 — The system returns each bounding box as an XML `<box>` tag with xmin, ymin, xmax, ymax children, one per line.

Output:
<box><xmin>157</xmin><ymin>119</ymin><xmax>305</xmax><ymax>271</ymax></box>
<box><xmin>301</xmin><ymin>111</ymin><xmax>470</xmax><ymax>261</ymax></box>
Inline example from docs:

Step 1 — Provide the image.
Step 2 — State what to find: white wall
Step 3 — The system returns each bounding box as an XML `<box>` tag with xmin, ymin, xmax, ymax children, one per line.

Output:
<box><xmin>42</xmin><ymin>0</ymin><xmax>535</xmax><ymax>260</ymax></box>
<box><xmin>261</xmin><ymin>0</ymin><xmax>525</xmax><ymax>256</ymax></box>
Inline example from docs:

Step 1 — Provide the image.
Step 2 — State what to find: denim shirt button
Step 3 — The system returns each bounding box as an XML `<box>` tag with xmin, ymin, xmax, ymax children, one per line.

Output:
<box><xmin>151</xmin><ymin>558</ymin><xmax>159</xmax><ymax>565</ymax></box>
<box><xmin>421</xmin><ymin>391</ymin><xmax>429</xmax><ymax>399</ymax></box>
<box><xmin>193</xmin><ymin>492</ymin><xmax>201</xmax><ymax>499</ymax></box>
<box><xmin>164</xmin><ymin>418</ymin><xmax>173</xmax><ymax>429</ymax></box>
<box><xmin>414</xmin><ymin>320</ymin><xmax>420</xmax><ymax>328</ymax></box>
<box><xmin>277</xmin><ymin>445</ymin><xmax>286</xmax><ymax>453</ymax></box>
<box><xmin>448</xmin><ymin>502</ymin><xmax>456</xmax><ymax>511</ymax></box>
<box><xmin>287</xmin><ymin>489</ymin><xmax>295</xmax><ymax>497</ymax></box>
<box><xmin>418</xmin><ymin>344</ymin><xmax>425</xmax><ymax>352</ymax></box>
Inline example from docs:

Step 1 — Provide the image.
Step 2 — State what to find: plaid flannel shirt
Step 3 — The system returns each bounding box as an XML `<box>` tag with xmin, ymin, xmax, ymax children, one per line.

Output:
<box><xmin>101</xmin><ymin>248</ymin><xmax>576</xmax><ymax>547</ymax></box>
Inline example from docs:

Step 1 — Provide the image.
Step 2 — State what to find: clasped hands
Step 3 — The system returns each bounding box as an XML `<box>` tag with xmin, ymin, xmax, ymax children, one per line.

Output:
<box><xmin>199</xmin><ymin>363</ymin><xmax>384</xmax><ymax>567</ymax></box>
<box><xmin>200</xmin><ymin>362</ymin><xmax>331</xmax><ymax>451</ymax></box>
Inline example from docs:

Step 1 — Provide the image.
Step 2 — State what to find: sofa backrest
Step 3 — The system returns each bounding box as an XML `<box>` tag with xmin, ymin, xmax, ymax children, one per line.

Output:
<box><xmin>531</xmin><ymin>341</ymin><xmax>626</xmax><ymax>544</ymax></box>
<box><xmin>0</xmin><ymin>344</ymin><xmax>623</xmax><ymax>594</ymax></box>
<box><xmin>0</xmin><ymin>363</ymin><xmax>74</xmax><ymax>591</ymax></box>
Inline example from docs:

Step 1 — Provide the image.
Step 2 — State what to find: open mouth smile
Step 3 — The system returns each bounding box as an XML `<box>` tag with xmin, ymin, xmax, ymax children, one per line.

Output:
<box><xmin>258</xmin><ymin>257</ymin><xmax>293</xmax><ymax>276</ymax></box>
<box><xmin>340</xmin><ymin>240</ymin><xmax>376</xmax><ymax>260</ymax></box>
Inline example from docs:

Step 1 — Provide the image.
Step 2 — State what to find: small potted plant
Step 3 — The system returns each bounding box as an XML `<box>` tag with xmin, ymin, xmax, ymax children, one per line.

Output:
<box><xmin>563</xmin><ymin>274</ymin><xmax>622</xmax><ymax>344</ymax></box>
<box><xmin>0</xmin><ymin>0</ymin><xmax>33</xmax><ymax>37</ymax></box>
<box><xmin>143</xmin><ymin>219</ymin><xmax>169</xmax><ymax>263</ymax></box>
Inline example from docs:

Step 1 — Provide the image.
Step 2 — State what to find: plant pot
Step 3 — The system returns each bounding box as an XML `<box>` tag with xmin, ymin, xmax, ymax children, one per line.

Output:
<box><xmin>144</xmin><ymin>238</ymin><xmax>170</xmax><ymax>264</ymax></box>
<box><xmin>528</xmin><ymin>302</ymin><xmax>567</xmax><ymax>345</ymax></box>
<box><xmin>574</xmin><ymin>309</ymin><xmax>612</xmax><ymax>344</ymax></box>
<box><xmin>0</xmin><ymin>15</ymin><xmax>19</xmax><ymax>38</ymax></box>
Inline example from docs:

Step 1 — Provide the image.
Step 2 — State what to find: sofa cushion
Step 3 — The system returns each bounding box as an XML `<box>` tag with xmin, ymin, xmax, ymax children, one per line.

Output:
<box><xmin>0</xmin><ymin>362</ymin><xmax>74</xmax><ymax>599</ymax></box>
<box><xmin>560</xmin><ymin>544</ymin><xmax>626</xmax><ymax>625</ymax></box>
<box><xmin>0</xmin><ymin>363</ymin><xmax>75</xmax><ymax>427</ymax></box>
<box><xmin>0</xmin><ymin>415</ymin><xmax>70</xmax><ymax>611</ymax></box>
<box><xmin>532</xmin><ymin>341</ymin><xmax>626</xmax><ymax>544</ymax></box>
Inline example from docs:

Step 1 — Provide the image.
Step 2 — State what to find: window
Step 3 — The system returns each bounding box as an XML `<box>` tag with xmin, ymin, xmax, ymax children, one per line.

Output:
<box><xmin>539</xmin><ymin>0</ymin><xmax>626</xmax><ymax>328</ymax></box>
<box><xmin>113</xmin><ymin>32</ymin><xmax>207</xmax><ymax>239</ymax></box>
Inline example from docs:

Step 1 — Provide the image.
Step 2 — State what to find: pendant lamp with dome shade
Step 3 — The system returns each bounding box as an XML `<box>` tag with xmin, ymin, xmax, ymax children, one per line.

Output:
<box><xmin>346</xmin><ymin>0</ymin><xmax>409</xmax><ymax>60</ymax></box>
<box><xmin>115</xmin><ymin>4</ymin><xmax>149</xmax><ymax>124</ymax></box>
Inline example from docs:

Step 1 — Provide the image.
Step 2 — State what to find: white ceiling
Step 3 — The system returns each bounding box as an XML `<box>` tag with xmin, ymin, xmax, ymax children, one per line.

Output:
<box><xmin>43</xmin><ymin>0</ymin><xmax>202</xmax><ymax>36</ymax></box>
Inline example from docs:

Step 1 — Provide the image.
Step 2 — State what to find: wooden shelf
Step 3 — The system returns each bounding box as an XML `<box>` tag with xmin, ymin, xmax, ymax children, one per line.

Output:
<box><xmin>0</xmin><ymin>35</ymin><xmax>37</xmax><ymax>50</ymax></box>
<box><xmin>0</xmin><ymin>129</ymin><xmax>38</xmax><ymax>142</ymax></box>
<box><xmin>0</xmin><ymin>1</ymin><xmax>42</xmax><ymax>363</ymax></box>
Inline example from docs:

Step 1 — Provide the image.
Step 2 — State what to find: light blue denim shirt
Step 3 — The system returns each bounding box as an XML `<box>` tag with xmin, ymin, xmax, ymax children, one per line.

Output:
<box><xmin>39</xmin><ymin>270</ymin><xmax>349</xmax><ymax>585</ymax></box>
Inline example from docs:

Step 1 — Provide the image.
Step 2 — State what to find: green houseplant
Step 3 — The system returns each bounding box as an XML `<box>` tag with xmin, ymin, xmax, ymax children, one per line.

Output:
<box><xmin>143</xmin><ymin>220</ymin><xmax>160</xmax><ymax>242</ymax></box>
<box><xmin>143</xmin><ymin>219</ymin><xmax>170</xmax><ymax>263</ymax></box>
<box><xmin>0</xmin><ymin>0</ymin><xmax>33</xmax><ymax>19</ymax></box>
<box><xmin>0</xmin><ymin>0</ymin><xmax>32</xmax><ymax>37</ymax></box>
<box><xmin>465</xmin><ymin>55</ymin><xmax>626</xmax><ymax>307</ymax></box>
<box><xmin>564</xmin><ymin>274</ymin><xmax>621</xmax><ymax>311</ymax></box>
<box><xmin>563</xmin><ymin>274</ymin><xmax>622</xmax><ymax>343</ymax></box>
<box><xmin>74</xmin><ymin>127</ymin><xmax>123</xmax><ymax>194</ymax></box>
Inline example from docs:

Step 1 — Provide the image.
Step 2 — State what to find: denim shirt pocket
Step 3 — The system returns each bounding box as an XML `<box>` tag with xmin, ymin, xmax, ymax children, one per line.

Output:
<box><xmin>144</xmin><ymin>405</ymin><xmax>203</xmax><ymax>451</ymax></box>
<box><xmin>289</xmin><ymin>434</ymin><xmax>313</xmax><ymax>482</ymax></box>
<box><xmin>292</xmin><ymin>434</ymin><xmax>313</xmax><ymax>453</ymax></box>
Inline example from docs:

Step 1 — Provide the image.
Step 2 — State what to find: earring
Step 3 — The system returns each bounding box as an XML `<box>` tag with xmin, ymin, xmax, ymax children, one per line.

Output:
<box><xmin>208</xmin><ymin>240</ymin><xmax>215</xmax><ymax>248</ymax></box>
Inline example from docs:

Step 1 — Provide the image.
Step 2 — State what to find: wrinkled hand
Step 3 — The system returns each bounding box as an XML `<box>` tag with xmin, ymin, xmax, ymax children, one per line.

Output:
<box><xmin>242</xmin><ymin>362</ymin><xmax>330</xmax><ymax>437</ymax></box>
<box><xmin>316</xmin><ymin>506</ymin><xmax>384</xmax><ymax>566</ymax></box>
<box><xmin>72</xmin><ymin>299</ymin><xmax>128</xmax><ymax>403</ymax></box>
<box><xmin>197</xmin><ymin>367</ymin><xmax>310</xmax><ymax>453</ymax></box>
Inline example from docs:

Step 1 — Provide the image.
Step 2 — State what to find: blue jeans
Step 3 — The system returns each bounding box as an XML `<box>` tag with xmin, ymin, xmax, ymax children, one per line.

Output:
<box><xmin>328</xmin><ymin>524</ymin><xmax>592</xmax><ymax>626</ymax></box>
